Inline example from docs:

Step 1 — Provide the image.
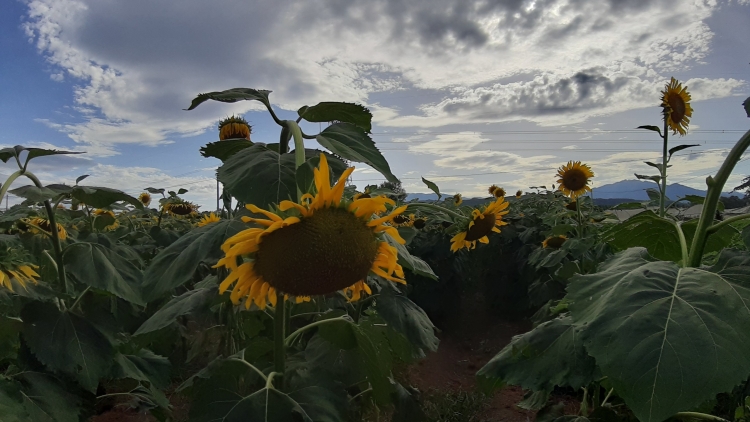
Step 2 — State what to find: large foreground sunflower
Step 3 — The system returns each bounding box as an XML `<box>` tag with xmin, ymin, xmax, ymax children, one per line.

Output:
<box><xmin>214</xmin><ymin>155</ymin><xmax>408</xmax><ymax>309</ymax></box>
<box><xmin>450</xmin><ymin>198</ymin><xmax>509</xmax><ymax>252</ymax></box>
<box><xmin>661</xmin><ymin>77</ymin><xmax>692</xmax><ymax>136</ymax></box>
<box><xmin>556</xmin><ymin>161</ymin><xmax>594</xmax><ymax>199</ymax></box>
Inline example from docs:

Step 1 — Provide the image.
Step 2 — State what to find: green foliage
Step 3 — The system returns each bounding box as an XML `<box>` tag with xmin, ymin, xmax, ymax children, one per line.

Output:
<box><xmin>568</xmin><ymin>248</ymin><xmax>750</xmax><ymax>422</ymax></box>
<box><xmin>135</xmin><ymin>286</ymin><xmax>217</xmax><ymax>335</ymax></box>
<box><xmin>374</xmin><ymin>291</ymin><xmax>439</xmax><ymax>357</ymax></box>
<box><xmin>63</xmin><ymin>242</ymin><xmax>145</xmax><ymax>305</ymax></box>
<box><xmin>298</xmin><ymin>102</ymin><xmax>373</xmax><ymax>133</ymax></box>
<box><xmin>316</xmin><ymin>123</ymin><xmax>399</xmax><ymax>183</ymax></box>
<box><xmin>186</xmin><ymin>88</ymin><xmax>272</xmax><ymax>112</ymax></box>
<box><xmin>200</xmin><ymin>138</ymin><xmax>254</xmax><ymax>161</ymax></box>
<box><xmin>421</xmin><ymin>177</ymin><xmax>441</xmax><ymax>200</ymax></box>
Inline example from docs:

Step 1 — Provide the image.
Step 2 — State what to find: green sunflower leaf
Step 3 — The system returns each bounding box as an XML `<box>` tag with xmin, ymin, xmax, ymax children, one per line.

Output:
<box><xmin>568</xmin><ymin>248</ymin><xmax>750</xmax><ymax>422</ymax></box>
<box><xmin>113</xmin><ymin>349</ymin><xmax>171</xmax><ymax>389</ymax></box>
<box><xmin>298</xmin><ymin>102</ymin><xmax>373</xmax><ymax>133</ymax></box>
<box><xmin>21</xmin><ymin>302</ymin><xmax>114</xmax><ymax>392</ymax></box>
<box><xmin>634</xmin><ymin>174</ymin><xmax>661</xmax><ymax>183</ymax></box>
<box><xmin>0</xmin><ymin>377</ymin><xmax>27</xmax><ymax>422</ymax></box>
<box><xmin>374</xmin><ymin>291</ymin><xmax>439</xmax><ymax>356</ymax></box>
<box><xmin>421</xmin><ymin>177</ymin><xmax>441</xmax><ymax>200</ymax></box>
<box><xmin>636</xmin><ymin>125</ymin><xmax>662</xmax><ymax>137</ymax></box>
<box><xmin>295</xmin><ymin>153</ymin><xmax>349</xmax><ymax>195</ymax></box>
<box><xmin>75</xmin><ymin>174</ymin><xmax>89</xmax><ymax>185</ymax></box>
<box><xmin>21</xmin><ymin>148</ymin><xmax>84</xmax><ymax>171</ymax></box>
<box><xmin>71</xmin><ymin>186</ymin><xmax>143</xmax><ymax>209</ymax></box>
<box><xmin>141</xmin><ymin>219</ymin><xmax>245</xmax><ymax>301</ymax></box>
<box><xmin>62</xmin><ymin>242</ymin><xmax>145</xmax><ymax>306</ymax></box>
<box><xmin>476</xmin><ymin>315</ymin><xmax>596</xmax><ymax>394</ymax></box>
<box><xmin>668</xmin><ymin>144</ymin><xmax>700</xmax><ymax>160</ymax></box>
<box><xmin>200</xmin><ymin>139</ymin><xmax>254</xmax><ymax>161</ymax></box>
<box><xmin>316</xmin><ymin>123</ymin><xmax>399</xmax><ymax>184</ymax></box>
<box><xmin>185</xmin><ymin>88</ymin><xmax>272</xmax><ymax>111</ymax></box>
<box><xmin>135</xmin><ymin>286</ymin><xmax>217</xmax><ymax>336</ymax></box>
<box><xmin>17</xmin><ymin>372</ymin><xmax>82</xmax><ymax>422</ymax></box>
<box><xmin>743</xmin><ymin>96</ymin><xmax>750</xmax><ymax>117</ymax></box>
<box><xmin>385</xmin><ymin>236</ymin><xmax>437</xmax><ymax>280</ymax></box>
<box><xmin>8</xmin><ymin>186</ymin><xmax>59</xmax><ymax>203</ymax></box>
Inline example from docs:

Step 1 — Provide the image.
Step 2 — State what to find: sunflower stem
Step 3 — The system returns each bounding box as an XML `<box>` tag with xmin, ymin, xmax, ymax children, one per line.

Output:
<box><xmin>660</xmin><ymin>116</ymin><xmax>669</xmax><ymax>217</ymax></box>
<box><xmin>23</xmin><ymin>171</ymin><xmax>66</xmax><ymax>287</ymax></box>
<box><xmin>405</xmin><ymin>203</ymin><xmax>469</xmax><ymax>221</ymax></box>
<box><xmin>287</xmin><ymin>120</ymin><xmax>307</xmax><ymax>201</ymax></box>
<box><xmin>284</xmin><ymin>316</ymin><xmax>349</xmax><ymax>347</ymax></box>
<box><xmin>0</xmin><ymin>170</ymin><xmax>23</xmax><ymax>205</ymax></box>
<box><xmin>688</xmin><ymin>129</ymin><xmax>750</xmax><ymax>267</ymax></box>
<box><xmin>273</xmin><ymin>291</ymin><xmax>286</xmax><ymax>391</ymax></box>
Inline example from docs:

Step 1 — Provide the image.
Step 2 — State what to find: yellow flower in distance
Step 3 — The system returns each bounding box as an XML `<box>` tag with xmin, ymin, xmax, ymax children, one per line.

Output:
<box><xmin>391</xmin><ymin>213</ymin><xmax>413</xmax><ymax>227</ymax></box>
<box><xmin>556</xmin><ymin>161</ymin><xmax>594</xmax><ymax>199</ymax></box>
<box><xmin>218</xmin><ymin>115</ymin><xmax>252</xmax><ymax>141</ymax></box>
<box><xmin>139</xmin><ymin>192</ymin><xmax>152</xmax><ymax>207</ymax></box>
<box><xmin>214</xmin><ymin>154</ymin><xmax>408</xmax><ymax>309</ymax></box>
<box><xmin>93</xmin><ymin>209</ymin><xmax>120</xmax><ymax>231</ymax></box>
<box><xmin>542</xmin><ymin>235</ymin><xmax>567</xmax><ymax>249</ymax></box>
<box><xmin>661</xmin><ymin>77</ymin><xmax>692</xmax><ymax>136</ymax></box>
<box><xmin>453</xmin><ymin>193</ymin><xmax>463</xmax><ymax>206</ymax></box>
<box><xmin>488</xmin><ymin>185</ymin><xmax>506</xmax><ymax>198</ymax></box>
<box><xmin>515</xmin><ymin>190</ymin><xmax>522</xmax><ymax>198</ymax></box>
<box><xmin>197</xmin><ymin>212</ymin><xmax>221</xmax><ymax>227</ymax></box>
<box><xmin>450</xmin><ymin>198</ymin><xmax>509</xmax><ymax>252</ymax></box>
<box><xmin>25</xmin><ymin>218</ymin><xmax>67</xmax><ymax>241</ymax></box>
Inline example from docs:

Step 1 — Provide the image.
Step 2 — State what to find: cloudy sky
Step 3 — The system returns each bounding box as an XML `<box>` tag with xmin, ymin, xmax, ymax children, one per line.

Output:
<box><xmin>1</xmin><ymin>0</ymin><xmax>749</xmax><ymax>208</ymax></box>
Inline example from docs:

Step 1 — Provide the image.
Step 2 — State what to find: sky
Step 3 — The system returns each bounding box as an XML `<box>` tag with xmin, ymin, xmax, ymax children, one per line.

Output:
<box><xmin>1</xmin><ymin>0</ymin><xmax>749</xmax><ymax>209</ymax></box>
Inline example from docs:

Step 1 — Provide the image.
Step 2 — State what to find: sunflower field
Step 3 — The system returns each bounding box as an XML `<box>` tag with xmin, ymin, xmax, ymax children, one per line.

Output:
<box><xmin>0</xmin><ymin>81</ymin><xmax>749</xmax><ymax>422</ymax></box>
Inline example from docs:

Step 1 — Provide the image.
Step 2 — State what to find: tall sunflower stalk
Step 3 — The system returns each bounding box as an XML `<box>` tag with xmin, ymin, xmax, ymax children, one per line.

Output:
<box><xmin>638</xmin><ymin>78</ymin><xmax>693</xmax><ymax>217</ymax></box>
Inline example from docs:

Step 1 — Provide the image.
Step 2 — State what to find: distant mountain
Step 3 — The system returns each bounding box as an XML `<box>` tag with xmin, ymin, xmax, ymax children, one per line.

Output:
<box><xmin>591</xmin><ymin>180</ymin><xmax>731</xmax><ymax>200</ymax></box>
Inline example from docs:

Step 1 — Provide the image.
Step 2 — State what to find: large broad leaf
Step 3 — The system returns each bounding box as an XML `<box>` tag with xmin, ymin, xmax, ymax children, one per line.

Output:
<box><xmin>21</xmin><ymin>148</ymin><xmax>84</xmax><ymax>171</ymax></box>
<box><xmin>0</xmin><ymin>377</ymin><xmax>27</xmax><ymax>422</ymax></box>
<box><xmin>134</xmin><ymin>286</ymin><xmax>218</xmax><ymax>336</ymax></box>
<box><xmin>142</xmin><ymin>219</ymin><xmax>245</xmax><ymax>301</ymax></box>
<box><xmin>374</xmin><ymin>291</ymin><xmax>439</xmax><ymax>357</ymax></box>
<box><xmin>113</xmin><ymin>349</ymin><xmax>171</xmax><ymax>389</ymax></box>
<box><xmin>316</xmin><ymin>123</ymin><xmax>398</xmax><ymax>183</ymax></box>
<box><xmin>8</xmin><ymin>186</ymin><xmax>59</xmax><ymax>203</ymax></box>
<box><xmin>476</xmin><ymin>315</ymin><xmax>596</xmax><ymax>393</ymax></box>
<box><xmin>21</xmin><ymin>302</ymin><xmax>114</xmax><ymax>392</ymax></box>
<box><xmin>62</xmin><ymin>243</ymin><xmax>145</xmax><ymax>306</ymax></box>
<box><xmin>200</xmin><ymin>138</ymin><xmax>254</xmax><ymax>161</ymax></box>
<box><xmin>682</xmin><ymin>218</ymin><xmax>738</xmax><ymax>256</ymax></box>
<box><xmin>568</xmin><ymin>248</ymin><xmax>750</xmax><ymax>422</ymax></box>
<box><xmin>185</xmin><ymin>88</ymin><xmax>272</xmax><ymax>111</ymax></box>
<box><xmin>17</xmin><ymin>372</ymin><xmax>81</xmax><ymax>422</ymax></box>
<box><xmin>298</xmin><ymin>102</ymin><xmax>372</xmax><ymax>133</ymax></box>
<box><xmin>219</xmin><ymin>144</ymin><xmax>346</xmax><ymax>208</ymax></box>
<box><xmin>71</xmin><ymin>186</ymin><xmax>143</xmax><ymax>209</ymax></box>
<box><xmin>602</xmin><ymin>211</ymin><xmax>680</xmax><ymax>262</ymax></box>
<box><xmin>385</xmin><ymin>236</ymin><xmax>437</xmax><ymax>280</ymax></box>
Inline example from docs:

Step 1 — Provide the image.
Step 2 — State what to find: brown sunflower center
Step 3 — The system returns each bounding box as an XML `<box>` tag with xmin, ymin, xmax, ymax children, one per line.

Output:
<box><xmin>170</xmin><ymin>204</ymin><xmax>194</xmax><ymax>215</ymax></box>
<box><xmin>37</xmin><ymin>219</ymin><xmax>52</xmax><ymax>231</ymax></box>
<box><xmin>545</xmin><ymin>236</ymin><xmax>567</xmax><ymax>249</ymax></box>
<box><xmin>253</xmin><ymin>207</ymin><xmax>379</xmax><ymax>296</ymax></box>
<box><xmin>667</xmin><ymin>93</ymin><xmax>686</xmax><ymax>124</ymax></box>
<box><xmin>464</xmin><ymin>213</ymin><xmax>496</xmax><ymax>242</ymax></box>
<box><xmin>562</xmin><ymin>168</ymin><xmax>588</xmax><ymax>192</ymax></box>
<box><xmin>413</xmin><ymin>218</ymin><xmax>427</xmax><ymax>229</ymax></box>
<box><xmin>392</xmin><ymin>215</ymin><xmax>410</xmax><ymax>224</ymax></box>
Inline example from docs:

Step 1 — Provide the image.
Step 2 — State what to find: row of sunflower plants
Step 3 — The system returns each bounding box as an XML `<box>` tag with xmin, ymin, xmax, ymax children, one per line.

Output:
<box><xmin>477</xmin><ymin>83</ymin><xmax>750</xmax><ymax>421</ymax></box>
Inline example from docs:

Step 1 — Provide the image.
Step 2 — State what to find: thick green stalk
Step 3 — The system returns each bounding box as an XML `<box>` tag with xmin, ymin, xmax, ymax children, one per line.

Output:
<box><xmin>0</xmin><ymin>170</ymin><xmax>23</xmax><ymax>203</ymax></box>
<box><xmin>284</xmin><ymin>316</ymin><xmax>349</xmax><ymax>347</ymax></box>
<box><xmin>688</xmin><ymin>129</ymin><xmax>750</xmax><ymax>267</ymax></box>
<box><xmin>671</xmin><ymin>220</ymin><xmax>689</xmax><ymax>266</ymax></box>
<box><xmin>660</xmin><ymin>118</ymin><xmax>669</xmax><ymax>217</ymax></box>
<box><xmin>23</xmin><ymin>171</ymin><xmax>66</xmax><ymax>286</ymax></box>
<box><xmin>706</xmin><ymin>213</ymin><xmax>750</xmax><ymax>235</ymax></box>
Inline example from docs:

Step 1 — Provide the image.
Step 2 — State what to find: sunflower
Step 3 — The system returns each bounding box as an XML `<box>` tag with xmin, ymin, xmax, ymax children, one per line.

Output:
<box><xmin>661</xmin><ymin>77</ymin><xmax>692</xmax><ymax>136</ymax></box>
<box><xmin>556</xmin><ymin>161</ymin><xmax>594</xmax><ymax>199</ymax></box>
<box><xmin>392</xmin><ymin>213</ymin><xmax>413</xmax><ymax>228</ymax></box>
<box><xmin>515</xmin><ymin>190</ymin><xmax>522</xmax><ymax>198</ymax></box>
<box><xmin>453</xmin><ymin>193</ymin><xmax>463</xmax><ymax>206</ymax></box>
<box><xmin>197</xmin><ymin>212</ymin><xmax>221</xmax><ymax>227</ymax></box>
<box><xmin>413</xmin><ymin>217</ymin><xmax>427</xmax><ymax>230</ymax></box>
<box><xmin>565</xmin><ymin>201</ymin><xmax>578</xmax><ymax>211</ymax></box>
<box><xmin>164</xmin><ymin>200</ymin><xmax>199</xmax><ymax>216</ymax></box>
<box><xmin>488</xmin><ymin>185</ymin><xmax>506</xmax><ymax>198</ymax></box>
<box><xmin>214</xmin><ymin>154</ymin><xmax>408</xmax><ymax>309</ymax></box>
<box><xmin>450</xmin><ymin>198</ymin><xmax>509</xmax><ymax>252</ymax></box>
<box><xmin>93</xmin><ymin>209</ymin><xmax>120</xmax><ymax>231</ymax></box>
<box><xmin>218</xmin><ymin>115</ymin><xmax>252</xmax><ymax>141</ymax></box>
<box><xmin>139</xmin><ymin>192</ymin><xmax>152</xmax><ymax>207</ymax></box>
<box><xmin>24</xmin><ymin>218</ymin><xmax>67</xmax><ymax>241</ymax></box>
<box><xmin>542</xmin><ymin>235</ymin><xmax>567</xmax><ymax>249</ymax></box>
<box><xmin>0</xmin><ymin>262</ymin><xmax>39</xmax><ymax>292</ymax></box>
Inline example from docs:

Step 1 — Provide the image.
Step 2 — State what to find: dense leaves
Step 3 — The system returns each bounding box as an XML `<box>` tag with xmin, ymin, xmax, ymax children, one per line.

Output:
<box><xmin>134</xmin><ymin>286</ymin><xmax>217</xmax><ymax>335</ymax></box>
<box><xmin>568</xmin><ymin>248</ymin><xmax>750</xmax><ymax>422</ymax></box>
<box><xmin>63</xmin><ymin>242</ymin><xmax>145</xmax><ymax>305</ymax></box>
<box><xmin>374</xmin><ymin>291</ymin><xmax>439</xmax><ymax>357</ymax></box>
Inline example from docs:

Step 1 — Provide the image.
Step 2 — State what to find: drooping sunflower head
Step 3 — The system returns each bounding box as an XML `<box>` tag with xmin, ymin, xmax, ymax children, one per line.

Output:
<box><xmin>0</xmin><ymin>247</ymin><xmax>39</xmax><ymax>293</ymax></box>
<box><xmin>93</xmin><ymin>209</ymin><xmax>120</xmax><ymax>231</ymax></box>
<box><xmin>214</xmin><ymin>154</ymin><xmax>408</xmax><ymax>309</ymax></box>
<box><xmin>661</xmin><ymin>77</ymin><xmax>692</xmax><ymax>136</ymax></box>
<box><xmin>164</xmin><ymin>200</ymin><xmax>199</xmax><ymax>216</ymax></box>
<box><xmin>542</xmin><ymin>235</ymin><xmax>567</xmax><ymax>249</ymax></box>
<box><xmin>453</xmin><ymin>193</ymin><xmax>463</xmax><ymax>206</ymax></box>
<box><xmin>565</xmin><ymin>201</ymin><xmax>578</xmax><ymax>211</ymax></box>
<box><xmin>139</xmin><ymin>192</ymin><xmax>152</xmax><ymax>207</ymax></box>
<box><xmin>556</xmin><ymin>161</ymin><xmax>594</xmax><ymax>199</ymax></box>
<box><xmin>391</xmin><ymin>213</ymin><xmax>413</xmax><ymax>227</ymax></box>
<box><xmin>515</xmin><ymin>190</ymin><xmax>522</xmax><ymax>198</ymax></box>
<box><xmin>218</xmin><ymin>115</ymin><xmax>252</xmax><ymax>141</ymax></box>
<box><xmin>413</xmin><ymin>217</ymin><xmax>427</xmax><ymax>230</ymax></box>
<box><xmin>197</xmin><ymin>212</ymin><xmax>221</xmax><ymax>227</ymax></box>
<box><xmin>488</xmin><ymin>185</ymin><xmax>506</xmax><ymax>198</ymax></box>
<box><xmin>450</xmin><ymin>198</ymin><xmax>509</xmax><ymax>252</ymax></box>
<box><xmin>23</xmin><ymin>218</ymin><xmax>67</xmax><ymax>241</ymax></box>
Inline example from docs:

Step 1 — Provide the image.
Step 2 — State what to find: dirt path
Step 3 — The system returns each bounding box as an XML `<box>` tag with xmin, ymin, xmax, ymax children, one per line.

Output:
<box><xmin>406</xmin><ymin>291</ymin><xmax>540</xmax><ymax>421</ymax></box>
